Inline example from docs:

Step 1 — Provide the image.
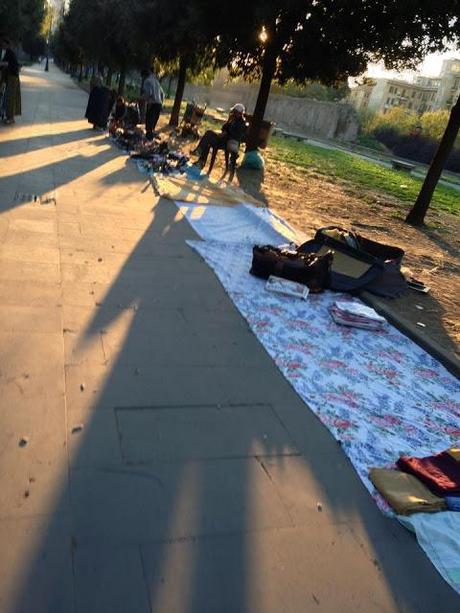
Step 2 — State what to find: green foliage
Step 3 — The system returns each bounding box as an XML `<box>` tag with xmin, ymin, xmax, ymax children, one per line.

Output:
<box><xmin>0</xmin><ymin>0</ymin><xmax>46</xmax><ymax>45</ymax></box>
<box><xmin>271</xmin><ymin>79</ymin><xmax>350</xmax><ymax>101</ymax></box>
<box><xmin>420</xmin><ymin>111</ymin><xmax>451</xmax><ymax>141</ymax></box>
<box><xmin>366</xmin><ymin>107</ymin><xmax>419</xmax><ymax>135</ymax></box>
<box><xmin>355</xmin><ymin>133</ymin><xmax>388</xmax><ymax>152</ymax></box>
<box><xmin>270</xmin><ymin>136</ymin><xmax>460</xmax><ymax>216</ymax></box>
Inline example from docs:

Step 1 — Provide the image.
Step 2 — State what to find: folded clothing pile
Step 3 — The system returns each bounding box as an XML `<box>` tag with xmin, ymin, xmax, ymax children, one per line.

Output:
<box><xmin>330</xmin><ymin>300</ymin><xmax>386</xmax><ymax>330</ymax></box>
<box><xmin>397</xmin><ymin>449</ymin><xmax>460</xmax><ymax>497</ymax></box>
<box><xmin>370</xmin><ymin>447</ymin><xmax>460</xmax><ymax>515</ymax></box>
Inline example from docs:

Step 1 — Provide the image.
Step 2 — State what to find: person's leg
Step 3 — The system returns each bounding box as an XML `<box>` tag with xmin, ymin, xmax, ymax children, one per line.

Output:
<box><xmin>197</xmin><ymin>131</ymin><xmax>222</xmax><ymax>166</ymax></box>
<box><xmin>150</xmin><ymin>103</ymin><xmax>162</xmax><ymax>133</ymax></box>
<box><xmin>192</xmin><ymin>130</ymin><xmax>212</xmax><ymax>156</ymax></box>
<box><xmin>5</xmin><ymin>77</ymin><xmax>15</xmax><ymax>122</ymax></box>
<box><xmin>145</xmin><ymin>104</ymin><xmax>154</xmax><ymax>140</ymax></box>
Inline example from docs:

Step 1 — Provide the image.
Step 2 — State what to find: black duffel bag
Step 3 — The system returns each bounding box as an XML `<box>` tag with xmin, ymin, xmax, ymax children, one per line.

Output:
<box><xmin>297</xmin><ymin>226</ymin><xmax>406</xmax><ymax>296</ymax></box>
<box><xmin>250</xmin><ymin>245</ymin><xmax>333</xmax><ymax>293</ymax></box>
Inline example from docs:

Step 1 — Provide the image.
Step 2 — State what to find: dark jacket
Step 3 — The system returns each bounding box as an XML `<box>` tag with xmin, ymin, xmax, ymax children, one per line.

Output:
<box><xmin>3</xmin><ymin>48</ymin><xmax>19</xmax><ymax>77</ymax></box>
<box><xmin>222</xmin><ymin>115</ymin><xmax>247</xmax><ymax>143</ymax></box>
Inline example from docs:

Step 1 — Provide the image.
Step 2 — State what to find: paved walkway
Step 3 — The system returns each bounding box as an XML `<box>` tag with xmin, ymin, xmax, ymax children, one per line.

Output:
<box><xmin>0</xmin><ymin>65</ymin><xmax>458</xmax><ymax>613</ymax></box>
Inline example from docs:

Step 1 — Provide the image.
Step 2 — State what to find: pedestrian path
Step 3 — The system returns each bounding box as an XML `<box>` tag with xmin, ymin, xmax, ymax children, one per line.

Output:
<box><xmin>0</xmin><ymin>65</ymin><xmax>458</xmax><ymax>613</ymax></box>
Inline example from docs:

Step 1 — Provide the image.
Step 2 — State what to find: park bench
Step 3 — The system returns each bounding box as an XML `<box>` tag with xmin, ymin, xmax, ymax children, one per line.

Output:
<box><xmin>391</xmin><ymin>159</ymin><xmax>415</xmax><ymax>173</ymax></box>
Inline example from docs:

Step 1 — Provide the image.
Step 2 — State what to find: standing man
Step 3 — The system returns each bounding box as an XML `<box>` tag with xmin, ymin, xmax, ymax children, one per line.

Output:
<box><xmin>140</xmin><ymin>67</ymin><xmax>164</xmax><ymax>140</ymax></box>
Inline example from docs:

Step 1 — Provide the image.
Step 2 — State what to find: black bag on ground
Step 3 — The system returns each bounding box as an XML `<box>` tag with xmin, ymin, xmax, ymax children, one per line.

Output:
<box><xmin>297</xmin><ymin>226</ymin><xmax>406</xmax><ymax>296</ymax></box>
<box><xmin>250</xmin><ymin>245</ymin><xmax>333</xmax><ymax>293</ymax></box>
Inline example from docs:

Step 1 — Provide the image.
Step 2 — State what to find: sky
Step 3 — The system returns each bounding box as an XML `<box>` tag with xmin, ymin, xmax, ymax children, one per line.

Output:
<box><xmin>364</xmin><ymin>51</ymin><xmax>460</xmax><ymax>81</ymax></box>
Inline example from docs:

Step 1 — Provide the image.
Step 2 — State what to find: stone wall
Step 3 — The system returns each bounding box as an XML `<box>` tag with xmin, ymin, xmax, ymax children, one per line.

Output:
<box><xmin>182</xmin><ymin>82</ymin><xmax>360</xmax><ymax>141</ymax></box>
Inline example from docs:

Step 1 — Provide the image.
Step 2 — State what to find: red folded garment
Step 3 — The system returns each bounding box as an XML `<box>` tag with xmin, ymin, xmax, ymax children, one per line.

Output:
<box><xmin>397</xmin><ymin>452</ymin><xmax>460</xmax><ymax>496</ymax></box>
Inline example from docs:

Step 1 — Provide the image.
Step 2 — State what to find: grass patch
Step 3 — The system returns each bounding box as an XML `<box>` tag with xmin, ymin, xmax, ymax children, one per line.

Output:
<box><xmin>270</xmin><ymin>136</ymin><xmax>460</xmax><ymax>216</ymax></box>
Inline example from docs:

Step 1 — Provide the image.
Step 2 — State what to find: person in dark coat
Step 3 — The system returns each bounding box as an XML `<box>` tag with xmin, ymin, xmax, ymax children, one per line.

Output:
<box><xmin>0</xmin><ymin>36</ymin><xmax>21</xmax><ymax>124</ymax></box>
<box><xmin>192</xmin><ymin>103</ymin><xmax>247</xmax><ymax>167</ymax></box>
<box><xmin>85</xmin><ymin>73</ymin><xmax>112</xmax><ymax>130</ymax></box>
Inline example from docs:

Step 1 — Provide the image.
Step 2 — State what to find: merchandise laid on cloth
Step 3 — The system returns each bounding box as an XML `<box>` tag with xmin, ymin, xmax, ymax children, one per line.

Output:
<box><xmin>250</xmin><ymin>225</ymin><xmax>407</xmax><ymax>299</ymax></box>
<box><xmin>110</xmin><ymin>126</ymin><xmax>191</xmax><ymax>176</ymax></box>
<box><xmin>371</xmin><ymin>447</ymin><xmax>460</xmax><ymax>514</ymax></box>
<box><xmin>250</xmin><ymin>244</ymin><xmax>333</xmax><ymax>293</ymax></box>
<box><xmin>330</xmin><ymin>300</ymin><xmax>387</xmax><ymax>331</ymax></box>
<box><xmin>397</xmin><ymin>449</ymin><xmax>460</xmax><ymax>496</ymax></box>
<box><xmin>110</xmin><ymin>125</ymin><xmax>146</xmax><ymax>151</ymax></box>
<box><xmin>369</xmin><ymin>468</ymin><xmax>446</xmax><ymax>515</ymax></box>
<box><xmin>174</xmin><ymin>201</ymin><xmax>460</xmax><ymax>594</ymax></box>
<box><xmin>131</xmin><ymin>143</ymin><xmax>189</xmax><ymax>175</ymax></box>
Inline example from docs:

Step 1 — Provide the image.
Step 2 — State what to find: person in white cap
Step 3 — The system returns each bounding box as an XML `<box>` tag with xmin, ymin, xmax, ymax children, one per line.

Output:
<box><xmin>192</xmin><ymin>103</ymin><xmax>247</xmax><ymax>168</ymax></box>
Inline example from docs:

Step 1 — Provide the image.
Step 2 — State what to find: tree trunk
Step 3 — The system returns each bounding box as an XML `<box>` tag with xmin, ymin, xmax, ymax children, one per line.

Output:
<box><xmin>105</xmin><ymin>67</ymin><xmax>113</xmax><ymax>87</ymax></box>
<box><xmin>118</xmin><ymin>68</ymin><xmax>126</xmax><ymax>96</ymax></box>
<box><xmin>245</xmin><ymin>43</ymin><xmax>277</xmax><ymax>152</ymax></box>
<box><xmin>406</xmin><ymin>94</ymin><xmax>460</xmax><ymax>226</ymax></box>
<box><xmin>169</xmin><ymin>56</ymin><xmax>187</xmax><ymax>127</ymax></box>
<box><xmin>167</xmin><ymin>73</ymin><xmax>173</xmax><ymax>98</ymax></box>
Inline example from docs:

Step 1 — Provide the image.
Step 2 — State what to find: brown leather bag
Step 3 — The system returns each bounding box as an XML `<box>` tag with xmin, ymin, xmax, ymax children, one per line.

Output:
<box><xmin>250</xmin><ymin>245</ymin><xmax>333</xmax><ymax>293</ymax></box>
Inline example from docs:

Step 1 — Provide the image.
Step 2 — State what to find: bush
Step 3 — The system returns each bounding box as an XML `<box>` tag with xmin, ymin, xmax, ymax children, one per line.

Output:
<box><xmin>373</xmin><ymin>126</ymin><xmax>402</xmax><ymax>150</ymax></box>
<box><xmin>393</xmin><ymin>135</ymin><xmax>437</xmax><ymax>165</ymax></box>
<box><xmin>366</xmin><ymin>107</ymin><xmax>419</xmax><ymax>135</ymax></box>
<box><xmin>356</xmin><ymin>133</ymin><xmax>387</xmax><ymax>151</ymax></box>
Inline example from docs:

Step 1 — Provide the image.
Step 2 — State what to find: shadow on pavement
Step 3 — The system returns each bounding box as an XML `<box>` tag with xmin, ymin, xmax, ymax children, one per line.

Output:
<box><xmin>3</xmin><ymin>65</ymin><xmax>460</xmax><ymax>613</ymax></box>
<box><xmin>8</xmin><ymin>198</ymin><xmax>460</xmax><ymax>613</ymax></box>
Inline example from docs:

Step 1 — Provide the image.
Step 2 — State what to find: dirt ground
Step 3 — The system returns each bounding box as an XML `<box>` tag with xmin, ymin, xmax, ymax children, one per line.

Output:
<box><xmin>159</xmin><ymin>122</ymin><xmax>460</xmax><ymax>364</ymax></box>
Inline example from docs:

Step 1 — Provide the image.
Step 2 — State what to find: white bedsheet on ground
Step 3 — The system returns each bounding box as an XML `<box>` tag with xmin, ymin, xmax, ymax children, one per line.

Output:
<box><xmin>177</xmin><ymin>201</ymin><xmax>460</xmax><ymax>594</ymax></box>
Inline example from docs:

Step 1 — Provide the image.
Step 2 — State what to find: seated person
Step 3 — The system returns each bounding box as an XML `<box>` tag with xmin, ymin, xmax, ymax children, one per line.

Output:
<box><xmin>109</xmin><ymin>95</ymin><xmax>127</xmax><ymax>133</ymax></box>
<box><xmin>192</xmin><ymin>103</ymin><xmax>247</xmax><ymax>167</ymax></box>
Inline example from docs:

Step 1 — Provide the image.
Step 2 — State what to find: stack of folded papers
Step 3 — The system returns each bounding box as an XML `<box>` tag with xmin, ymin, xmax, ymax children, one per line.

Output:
<box><xmin>330</xmin><ymin>300</ymin><xmax>386</xmax><ymax>330</ymax></box>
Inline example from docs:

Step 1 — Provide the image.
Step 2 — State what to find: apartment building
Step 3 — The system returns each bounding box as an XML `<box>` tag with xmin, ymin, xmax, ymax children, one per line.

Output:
<box><xmin>435</xmin><ymin>59</ymin><xmax>460</xmax><ymax>110</ymax></box>
<box><xmin>349</xmin><ymin>58</ymin><xmax>460</xmax><ymax>114</ymax></box>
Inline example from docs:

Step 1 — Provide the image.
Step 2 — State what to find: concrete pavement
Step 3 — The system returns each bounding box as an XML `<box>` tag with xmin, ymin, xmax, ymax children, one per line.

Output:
<box><xmin>0</xmin><ymin>65</ymin><xmax>458</xmax><ymax>613</ymax></box>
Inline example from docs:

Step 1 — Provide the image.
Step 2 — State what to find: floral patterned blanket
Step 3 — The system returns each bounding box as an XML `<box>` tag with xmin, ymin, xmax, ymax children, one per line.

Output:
<box><xmin>179</xmin><ymin>202</ymin><xmax>460</xmax><ymax>594</ymax></box>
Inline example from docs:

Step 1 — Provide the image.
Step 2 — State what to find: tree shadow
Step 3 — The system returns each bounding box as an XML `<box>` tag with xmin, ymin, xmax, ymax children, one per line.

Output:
<box><xmin>5</xmin><ymin>191</ymin><xmax>459</xmax><ymax>612</ymax></box>
<box><xmin>419</xmin><ymin>223</ymin><xmax>460</xmax><ymax>262</ymax></box>
<box><xmin>2</xmin><ymin>63</ymin><xmax>459</xmax><ymax>612</ymax></box>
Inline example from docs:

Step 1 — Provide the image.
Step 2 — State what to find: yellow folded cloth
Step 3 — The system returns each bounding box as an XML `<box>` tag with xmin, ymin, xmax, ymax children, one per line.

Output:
<box><xmin>369</xmin><ymin>468</ymin><xmax>447</xmax><ymax>515</ymax></box>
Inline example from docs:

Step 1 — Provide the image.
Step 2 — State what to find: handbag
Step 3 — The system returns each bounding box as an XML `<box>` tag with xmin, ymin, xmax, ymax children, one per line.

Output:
<box><xmin>250</xmin><ymin>245</ymin><xmax>333</xmax><ymax>293</ymax></box>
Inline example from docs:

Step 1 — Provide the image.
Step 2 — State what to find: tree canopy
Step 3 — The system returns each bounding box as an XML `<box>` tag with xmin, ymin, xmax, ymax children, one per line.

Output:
<box><xmin>0</xmin><ymin>0</ymin><xmax>46</xmax><ymax>49</ymax></box>
<box><xmin>195</xmin><ymin>0</ymin><xmax>460</xmax><ymax>149</ymax></box>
